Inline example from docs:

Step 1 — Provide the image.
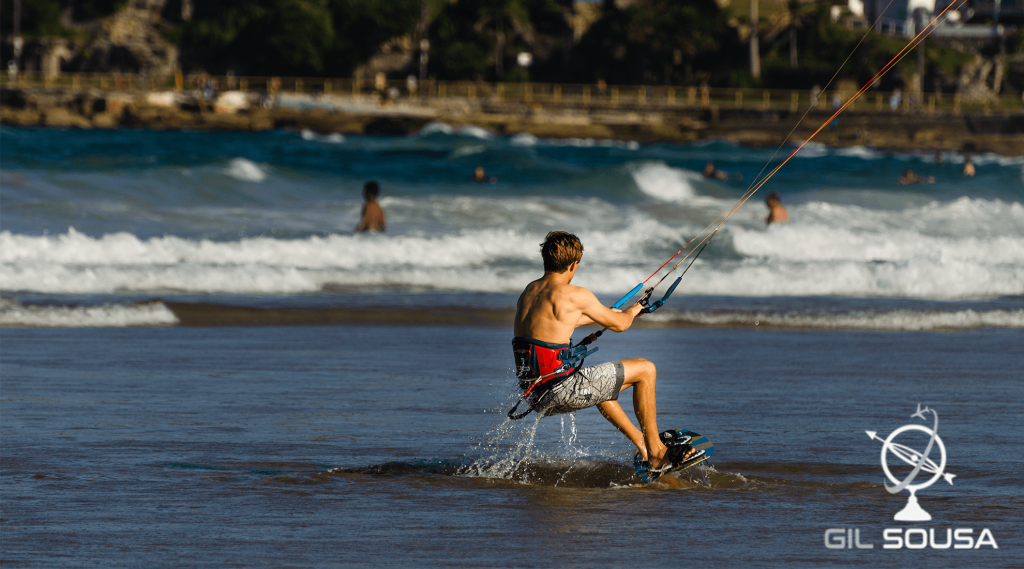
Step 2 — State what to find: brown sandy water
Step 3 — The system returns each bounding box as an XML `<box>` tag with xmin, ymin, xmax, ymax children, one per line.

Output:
<box><xmin>2</xmin><ymin>324</ymin><xmax>1020</xmax><ymax>567</ymax></box>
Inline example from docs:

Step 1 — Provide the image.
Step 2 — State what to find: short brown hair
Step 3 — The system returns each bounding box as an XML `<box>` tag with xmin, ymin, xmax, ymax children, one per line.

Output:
<box><xmin>541</xmin><ymin>231</ymin><xmax>583</xmax><ymax>273</ymax></box>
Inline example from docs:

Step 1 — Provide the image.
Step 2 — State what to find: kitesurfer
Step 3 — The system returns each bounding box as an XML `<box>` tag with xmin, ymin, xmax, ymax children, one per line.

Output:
<box><xmin>512</xmin><ymin>231</ymin><xmax>693</xmax><ymax>472</ymax></box>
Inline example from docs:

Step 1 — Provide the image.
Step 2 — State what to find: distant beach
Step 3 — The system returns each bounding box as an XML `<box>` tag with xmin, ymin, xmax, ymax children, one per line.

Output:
<box><xmin>3</xmin><ymin>83</ymin><xmax>1022</xmax><ymax>155</ymax></box>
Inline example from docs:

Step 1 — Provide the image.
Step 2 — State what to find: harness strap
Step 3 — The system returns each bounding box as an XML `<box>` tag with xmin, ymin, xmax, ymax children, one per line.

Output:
<box><xmin>507</xmin><ymin>338</ymin><xmax>598</xmax><ymax>420</ymax></box>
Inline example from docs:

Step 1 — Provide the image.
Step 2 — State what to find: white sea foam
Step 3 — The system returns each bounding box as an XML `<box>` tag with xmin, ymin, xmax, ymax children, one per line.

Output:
<box><xmin>0</xmin><ymin>298</ymin><xmax>178</xmax><ymax>327</ymax></box>
<box><xmin>449</xmin><ymin>144</ymin><xmax>486</xmax><ymax>158</ymax></box>
<box><xmin>547</xmin><ymin>137</ymin><xmax>640</xmax><ymax>150</ymax></box>
<box><xmin>792</xmin><ymin>141</ymin><xmax>829</xmax><ymax>158</ymax></box>
<box><xmin>509</xmin><ymin>133</ymin><xmax>539</xmax><ymax>146</ymax></box>
<box><xmin>418</xmin><ymin>121</ymin><xmax>455</xmax><ymax>136</ymax></box>
<box><xmin>3</xmin><ymin>187</ymin><xmax>1022</xmax><ymax>299</ymax></box>
<box><xmin>970</xmin><ymin>152</ymin><xmax>1024</xmax><ymax>167</ymax></box>
<box><xmin>645</xmin><ymin>308</ymin><xmax>1024</xmax><ymax>330</ymax></box>
<box><xmin>2</xmin><ymin>219</ymin><xmax>1021</xmax><ymax>298</ymax></box>
<box><xmin>300</xmin><ymin>129</ymin><xmax>344</xmax><ymax>143</ymax></box>
<box><xmin>835</xmin><ymin>146</ymin><xmax>881</xmax><ymax>160</ymax></box>
<box><xmin>223</xmin><ymin>158</ymin><xmax>266</xmax><ymax>182</ymax></box>
<box><xmin>457</xmin><ymin>125</ymin><xmax>492</xmax><ymax>139</ymax></box>
<box><xmin>629</xmin><ymin>162</ymin><xmax>699</xmax><ymax>202</ymax></box>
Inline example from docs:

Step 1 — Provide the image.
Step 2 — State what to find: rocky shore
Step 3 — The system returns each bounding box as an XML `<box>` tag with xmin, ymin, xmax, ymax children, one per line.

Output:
<box><xmin>2</xmin><ymin>85</ymin><xmax>1022</xmax><ymax>155</ymax></box>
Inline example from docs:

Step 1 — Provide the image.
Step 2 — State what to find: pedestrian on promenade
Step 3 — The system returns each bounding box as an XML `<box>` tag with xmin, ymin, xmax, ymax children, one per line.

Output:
<box><xmin>890</xmin><ymin>89</ymin><xmax>902</xmax><ymax>110</ymax></box>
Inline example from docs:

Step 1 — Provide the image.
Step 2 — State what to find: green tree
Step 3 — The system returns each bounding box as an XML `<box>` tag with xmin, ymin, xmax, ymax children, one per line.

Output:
<box><xmin>180</xmin><ymin>0</ymin><xmax>335</xmax><ymax>75</ymax></box>
<box><xmin>428</xmin><ymin>0</ymin><xmax>571</xmax><ymax>81</ymax></box>
<box><xmin>324</xmin><ymin>0</ymin><xmax>422</xmax><ymax>77</ymax></box>
<box><xmin>0</xmin><ymin>0</ymin><xmax>74</xmax><ymax>38</ymax></box>
<box><xmin>573</xmin><ymin>0</ymin><xmax>725</xmax><ymax>85</ymax></box>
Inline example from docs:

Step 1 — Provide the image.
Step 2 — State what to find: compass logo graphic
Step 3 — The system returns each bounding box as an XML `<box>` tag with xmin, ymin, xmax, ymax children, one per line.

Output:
<box><xmin>865</xmin><ymin>404</ymin><xmax>956</xmax><ymax>522</ymax></box>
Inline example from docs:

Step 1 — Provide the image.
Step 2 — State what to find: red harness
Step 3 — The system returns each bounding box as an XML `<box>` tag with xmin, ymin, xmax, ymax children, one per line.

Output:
<box><xmin>512</xmin><ymin>337</ymin><xmax>579</xmax><ymax>398</ymax></box>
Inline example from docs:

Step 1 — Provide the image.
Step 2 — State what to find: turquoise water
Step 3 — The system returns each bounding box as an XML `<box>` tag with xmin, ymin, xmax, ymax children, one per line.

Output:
<box><xmin>2</xmin><ymin>125</ymin><xmax>1022</xmax><ymax>326</ymax></box>
<box><xmin>1</xmin><ymin>126</ymin><xmax>1022</xmax><ymax>566</ymax></box>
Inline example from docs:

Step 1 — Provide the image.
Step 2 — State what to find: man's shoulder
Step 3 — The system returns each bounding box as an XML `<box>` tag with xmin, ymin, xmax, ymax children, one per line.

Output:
<box><xmin>555</xmin><ymin>282</ymin><xmax>597</xmax><ymax>305</ymax></box>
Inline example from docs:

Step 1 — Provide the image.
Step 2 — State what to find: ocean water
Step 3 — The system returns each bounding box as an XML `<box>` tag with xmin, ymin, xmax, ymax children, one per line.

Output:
<box><xmin>1</xmin><ymin>125</ymin><xmax>1022</xmax><ymax>566</ymax></box>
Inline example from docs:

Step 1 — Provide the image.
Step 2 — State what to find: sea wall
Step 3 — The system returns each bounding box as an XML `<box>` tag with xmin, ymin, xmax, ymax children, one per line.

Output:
<box><xmin>2</xmin><ymin>85</ymin><xmax>1022</xmax><ymax>155</ymax></box>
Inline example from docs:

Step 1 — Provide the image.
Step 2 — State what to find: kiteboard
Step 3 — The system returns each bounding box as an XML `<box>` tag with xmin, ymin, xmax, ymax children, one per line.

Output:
<box><xmin>634</xmin><ymin>429</ymin><xmax>715</xmax><ymax>483</ymax></box>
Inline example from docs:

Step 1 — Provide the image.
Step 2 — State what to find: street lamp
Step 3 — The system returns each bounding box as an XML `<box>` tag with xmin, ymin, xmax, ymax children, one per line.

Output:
<box><xmin>517</xmin><ymin>52</ymin><xmax>532</xmax><ymax>84</ymax></box>
<box><xmin>419</xmin><ymin>39</ymin><xmax>430</xmax><ymax>83</ymax></box>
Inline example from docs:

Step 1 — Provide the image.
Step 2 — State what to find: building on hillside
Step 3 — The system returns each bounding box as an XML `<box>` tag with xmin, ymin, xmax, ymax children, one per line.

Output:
<box><xmin>859</xmin><ymin>0</ymin><xmax>1019</xmax><ymax>37</ymax></box>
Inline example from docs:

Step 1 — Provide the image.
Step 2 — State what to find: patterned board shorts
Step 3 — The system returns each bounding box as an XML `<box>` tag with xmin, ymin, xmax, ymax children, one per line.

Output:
<box><xmin>526</xmin><ymin>361</ymin><xmax>625</xmax><ymax>417</ymax></box>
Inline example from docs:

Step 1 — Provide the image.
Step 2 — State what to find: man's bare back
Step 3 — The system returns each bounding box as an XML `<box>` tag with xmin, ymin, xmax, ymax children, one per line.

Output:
<box><xmin>514</xmin><ymin>266</ymin><xmax>635</xmax><ymax>345</ymax></box>
<box><xmin>355</xmin><ymin>181</ymin><xmax>386</xmax><ymax>232</ymax></box>
<box><xmin>356</xmin><ymin>201</ymin><xmax>385</xmax><ymax>232</ymax></box>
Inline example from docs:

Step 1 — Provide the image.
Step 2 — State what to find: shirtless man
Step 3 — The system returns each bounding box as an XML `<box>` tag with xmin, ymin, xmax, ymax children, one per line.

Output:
<box><xmin>963</xmin><ymin>157</ymin><xmax>976</xmax><ymax>177</ymax></box>
<box><xmin>355</xmin><ymin>181</ymin><xmax>386</xmax><ymax>232</ymax></box>
<box><xmin>512</xmin><ymin>231</ymin><xmax>692</xmax><ymax>471</ymax></box>
<box><xmin>765</xmin><ymin>191</ymin><xmax>790</xmax><ymax>225</ymax></box>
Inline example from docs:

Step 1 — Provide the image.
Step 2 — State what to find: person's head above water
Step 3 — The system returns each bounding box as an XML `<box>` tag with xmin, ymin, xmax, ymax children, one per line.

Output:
<box><xmin>765</xmin><ymin>191</ymin><xmax>781</xmax><ymax>206</ymax></box>
<box><xmin>363</xmin><ymin>181</ymin><xmax>380</xmax><ymax>200</ymax></box>
<box><xmin>541</xmin><ymin>231</ymin><xmax>583</xmax><ymax>273</ymax></box>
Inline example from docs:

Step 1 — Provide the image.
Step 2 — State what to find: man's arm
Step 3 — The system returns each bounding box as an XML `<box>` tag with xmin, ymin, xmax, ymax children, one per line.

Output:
<box><xmin>574</xmin><ymin>287</ymin><xmax>641</xmax><ymax>332</ymax></box>
<box><xmin>575</xmin><ymin>307</ymin><xmax>628</xmax><ymax>328</ymax></box>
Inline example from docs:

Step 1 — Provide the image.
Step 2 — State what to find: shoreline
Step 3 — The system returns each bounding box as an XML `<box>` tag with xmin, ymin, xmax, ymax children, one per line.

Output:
<box><xmin>3</xmin><ymin>85</ymin><xmax>1023</xmax><ymax>155</ymax></box>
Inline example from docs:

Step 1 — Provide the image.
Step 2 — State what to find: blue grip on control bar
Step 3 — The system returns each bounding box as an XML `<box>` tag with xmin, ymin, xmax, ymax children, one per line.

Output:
<box><xmin>611</xmin><ymin>283</ymin><xmax>644</xmax><ymax>309</ymax></box>
<box><xmin>662</xmin><ymin>276</ymin><xmax>682</xmax><ymax>301</ymax></box>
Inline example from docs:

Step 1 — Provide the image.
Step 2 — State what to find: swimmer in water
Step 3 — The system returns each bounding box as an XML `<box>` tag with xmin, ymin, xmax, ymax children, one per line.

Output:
<box><xmin>472</xmin><ymin>166</ymin><xmax>496</xmax><ymax>184</ymax></box>
<box><xmin>765</xmin><ymin>191</ymin><xmax>790</xmax><ymax>225</ymax></box>
<box><xmin>898</xmin><ymin>168</ymin><xmax>935</xmax><ymax>185</ymax></box>
<box><xmin>355</xmin><ymin>181</ymin><xmax>386</xmax><ymax>232</ymax></box>
<box><xmin>963</xmin><ymin>157</ymin><xmax>976</xmax><ymax>177</ymax></box>
<box><xmin>703</xmin><ymin>162</ymin><xmax>729</xmax><ymax>181</ymax></box>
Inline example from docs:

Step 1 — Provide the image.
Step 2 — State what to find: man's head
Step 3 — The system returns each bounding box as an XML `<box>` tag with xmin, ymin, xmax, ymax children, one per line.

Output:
<box><xmin>766</xmin><ymin>191</ymin><xmax>782</xmax><ymax>207</ymax></box>
<box><xmin>364</xmin><ymin>181</ymin><xmax>380</xmax><ymax>200</ymax></box>
<box><xmin>540</xmin><ymin>231</ymin><xmax>583</xmax><ymax>273</ymax></box>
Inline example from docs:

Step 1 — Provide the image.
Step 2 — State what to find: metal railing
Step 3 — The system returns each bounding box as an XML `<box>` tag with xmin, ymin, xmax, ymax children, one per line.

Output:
<box><xmin>4</xmin><ymin>71</ymin><xmax>1021</xmax><ymax>115</ymax></box>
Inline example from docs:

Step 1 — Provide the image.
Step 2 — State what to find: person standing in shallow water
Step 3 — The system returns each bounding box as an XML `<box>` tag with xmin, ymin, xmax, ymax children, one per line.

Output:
<box><xmin>963</xmin><ymin>157</ymin><xmax>976</xmax><ymax>177</ymax></box>
<box><xmin>355</xmin><ymin>181</ymin><xmax>386</xmax><ymax>232</ymax></box>
<box><xmin>512</xmin><ymin>232</ymin><xmax>694</xmax><ymax>472</ymax></box>
<box><xmin>765</xmin><ymin>192</ymin><xmax>790</xmax><ymax>225</ymax></box>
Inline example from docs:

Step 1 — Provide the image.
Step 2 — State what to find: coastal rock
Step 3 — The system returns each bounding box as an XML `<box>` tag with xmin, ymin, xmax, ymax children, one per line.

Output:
<box><xmin>958</xmin><ymin>55</ymin><xmax>1001</xmax><ymax>104</ymax></box>
<box><xmin>42</xmin><ymin>107</ymin><xmax>92</xmax><ymax>128</ymax></box>
<box><xmin>214</xmin><ymin>91</ymin><xmax>259</xmax><ymax>114</ymax></box>
<box><xmin>144</xmin><ymin>91</ymin><xmax>180</xmax><ymax>108</ymax></box>
<box><xmin>67</xmin><ymin>4</ymin><xmax>179</xmax><ymax>83</ymax></box>
<box><xmin>0</xmin><ymin>107</ymin><xmax>41</xmax><ymax>126</ymax></box>
<box><xmin>91</xmin><ymin>112</ymin><xmax>121</xmax><ymax>128</ymax></box>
